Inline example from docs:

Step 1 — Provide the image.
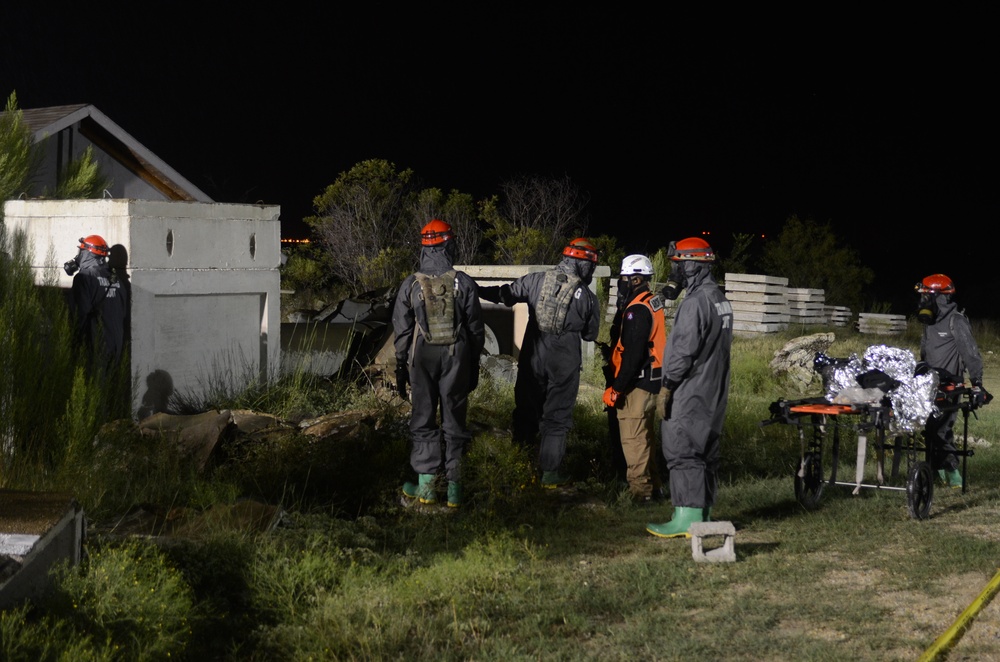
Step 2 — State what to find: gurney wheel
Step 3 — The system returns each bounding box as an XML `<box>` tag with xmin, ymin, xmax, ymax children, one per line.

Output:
<box><xmin>795</xmin><ymin>452</ymin><xmax>824</xmax><ymax>510</ymax></box>
<box><xmin>906</xmin><ymin>461</ymin><xmax>934</xmax><ymax>520</ymax></box>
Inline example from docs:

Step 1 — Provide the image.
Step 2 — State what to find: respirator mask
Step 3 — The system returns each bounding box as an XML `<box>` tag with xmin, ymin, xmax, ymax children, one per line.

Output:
<box><xmin>63</xmin><ymin>254</ymin><xmax>80</xmax><ymax>276</ymax></box>
<box><xmin>616</xmin><ymin>276</ymin><xmax>630</xmax><ymax>308</ymax></box>
<box><xmin>916</xmin><ymin>293</ymin><xmax>939</xmax><ymax>325</ymax></box>
<box><xmin>660</xmin><ymin>242</ymin><xmax>684</xmax><ymax>300</ymax></box>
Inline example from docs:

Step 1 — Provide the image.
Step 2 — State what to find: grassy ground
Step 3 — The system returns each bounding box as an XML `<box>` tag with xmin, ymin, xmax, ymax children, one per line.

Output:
<box><xmin>4</xmin><ymin>321</ymin><xmax>1000</xmax><ymax>660</ymax></box>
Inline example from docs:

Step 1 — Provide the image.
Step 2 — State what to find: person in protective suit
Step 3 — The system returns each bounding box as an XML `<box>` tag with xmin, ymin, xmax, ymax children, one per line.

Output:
<box><xmin>394</xmin><ymin>219</ymin><xmax>485</xmax><ymax>508</ymax></box>
<box><xmin>479</xmin><ymin>238</ymin><xmax>601</xmax><ymax>488</ymax></box>
<box><xmin>647</xmin><ymin>237</ymin><xmax>733</xmax><ymax>538</ymax></box>
<box><xmin>66</xmin><ymin>235</ymin><xmax>128</xmax><ymax>368</ymax></box>
<box><xmin>603</xmin><ymin>254</ymin><xmax>666</xmax><ymax>503</ymax></box>
<box><xmin>915</xmin><ymin>273</ymin><xmax>991</xmax><ymax>488</ymax></box>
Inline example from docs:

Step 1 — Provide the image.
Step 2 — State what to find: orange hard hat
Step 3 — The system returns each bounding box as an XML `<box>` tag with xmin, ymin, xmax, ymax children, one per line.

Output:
<box><xmin>916</xmin><ymin>273</ymin><xmax>956</xmax><ymax>295</ymax></box>
<box><xmin>562</xmin><ymin>237</ymin><xmax>598</xmax><ymax>263</ymax></box>
<box><xmin>78</xmin><ymin>235</ymin><xmax>110</xmax><ymax>257</ymax></box>
<box><xmin>671</xmin><ymin>237</ymin><xmax>715</xmax><ymax>262</ymax></box>
<box><xmin>420</xmin><ymin>219</ymin><xmax>454</xmax><ymax>246</ymax></box>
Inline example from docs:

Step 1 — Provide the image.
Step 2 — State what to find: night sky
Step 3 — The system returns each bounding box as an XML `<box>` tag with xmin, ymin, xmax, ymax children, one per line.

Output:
<box><xmin>3</xmin><ymin>10</ymin><xmax>998</xmax><ymax>317</ymax></box>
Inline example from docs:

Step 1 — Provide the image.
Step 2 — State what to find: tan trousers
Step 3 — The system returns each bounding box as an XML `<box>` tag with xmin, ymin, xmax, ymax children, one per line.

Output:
<box><xmin>616</xmin><ymin>388</ymin><xmax>660</xmax><ymax>499</ymax></box>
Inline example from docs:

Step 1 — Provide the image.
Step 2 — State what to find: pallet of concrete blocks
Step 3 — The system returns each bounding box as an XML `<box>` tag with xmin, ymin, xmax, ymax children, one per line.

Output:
<box><xmin>724</xmin><ymin>273</ymin><xmax>789</xmax><ymax>335</ymax></box>
<box><xmin>825</xmin><ymin>305</ymin><xmax>852</xmax><ymax>327</ymax></box>
<box><xmin>786</xmin><ymin>287</ymin><xmax>827</xmax><ymax>325</ymax></box>
<box><xmin>856</xmin><ymin>312</ymin><xmax>908</xmax><ymax>335</ymax></box>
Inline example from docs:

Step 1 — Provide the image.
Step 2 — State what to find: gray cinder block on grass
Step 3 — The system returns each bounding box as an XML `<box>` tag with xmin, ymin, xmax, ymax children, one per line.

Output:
<box><xmin>689</xmin><ymin>521</ymin><xmax>736</xmax><ymax>563</ymax></box>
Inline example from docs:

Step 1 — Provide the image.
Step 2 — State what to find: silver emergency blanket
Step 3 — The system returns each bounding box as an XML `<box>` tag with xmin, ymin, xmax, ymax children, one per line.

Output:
<box><xmin>819</xmin><ymin>344</ymin><xmax>938</xmax><ymax>434</ymax></box>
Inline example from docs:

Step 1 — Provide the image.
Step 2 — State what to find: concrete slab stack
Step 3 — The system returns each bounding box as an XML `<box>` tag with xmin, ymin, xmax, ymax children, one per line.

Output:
<box><xmin>825</xmin><ymin>305</ymin><xmax>853</xmax><ymax>327</ymax></box>
<box><xmin>857</xmin><ymin>312</ymin><xmax>908</xmax><ymax>335</ymax></box>
<box><xmin>786</xmin><ymin>287</ymin><xmax>827</xmax><ymax>325</ymax></box>
<box><xmin>724</xmin><ymin>273</ymin><xmax>790</xmax><ymax>335</ymax></box>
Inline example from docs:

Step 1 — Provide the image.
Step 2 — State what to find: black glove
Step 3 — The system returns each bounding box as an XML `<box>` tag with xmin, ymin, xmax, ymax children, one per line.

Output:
<box><xmin>498</xmin><ymin>284</ymin><xmax>515</xmax><ymax>306</ymax></box>
<box><xmin>971</xmin><ymin>382</ymin><xmax>992</xmax><ymax>408</ymax></box>
<box><xmin>479</xmin><ymin>286</ymin><xmax>502</xmax><ymax>304</ymax></box>
<box><xmin>395</xmin><ymin>364</ymin><xmax>409</xmax><ymax>398</ymax></box>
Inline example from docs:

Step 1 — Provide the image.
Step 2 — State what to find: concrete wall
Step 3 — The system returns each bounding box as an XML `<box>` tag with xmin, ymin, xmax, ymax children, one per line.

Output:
<box><xmin>3</xmin><ymin>199</ymin><xmax>281</xmax><ymax>416</ymax></box>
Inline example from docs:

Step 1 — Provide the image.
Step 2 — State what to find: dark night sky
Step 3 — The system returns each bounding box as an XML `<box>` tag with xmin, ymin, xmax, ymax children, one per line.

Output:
<box><xmin>3</xmin><ymin>10</ymin><xmax>998</xmax><ymax>317</ymax></box>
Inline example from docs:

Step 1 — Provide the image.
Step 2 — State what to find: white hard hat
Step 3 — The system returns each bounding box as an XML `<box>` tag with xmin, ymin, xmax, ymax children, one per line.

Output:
<box><xmin>620</xmin><ymin>254</ymin><xmax>653</xmax><ymax>276</ymax></box>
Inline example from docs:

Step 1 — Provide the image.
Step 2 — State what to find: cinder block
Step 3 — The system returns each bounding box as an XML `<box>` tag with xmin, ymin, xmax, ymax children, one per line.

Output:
<box><xmin>690</xmin><ymin>521</ymin><xmax>736</xmax><ymax>563</ymax></box>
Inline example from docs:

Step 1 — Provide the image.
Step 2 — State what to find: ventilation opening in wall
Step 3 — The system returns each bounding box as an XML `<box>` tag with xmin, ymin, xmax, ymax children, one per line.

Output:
<box><xmin>166</xmin><ymin>229</ymin><xmax>174</xmax><ymax>256</ymax></box>
<box><xmin>249</xmin><ymin>233</ymin><xmax>256</xmax><ymax>259</ymax></box>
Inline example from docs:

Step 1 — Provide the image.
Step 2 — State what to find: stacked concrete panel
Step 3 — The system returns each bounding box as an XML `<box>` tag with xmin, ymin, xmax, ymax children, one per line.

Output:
<box><xmin>786</xmin><ymin>287</ymin><xmax>827</xmax><ymax>325</ymax></box>
<box><xmin>825</xmin><ymin>305</ymin><xmax>853</xmax><ymax>327</ymax></box>
<box><xmin>857</xmin><ymin>312</ymin><xmax>908</xmax><ymax>335</ymax></box>
<box><xmin>724</xmin><ymin>273</ymin><xmax>789</xmax><ymax>335</ymax></box>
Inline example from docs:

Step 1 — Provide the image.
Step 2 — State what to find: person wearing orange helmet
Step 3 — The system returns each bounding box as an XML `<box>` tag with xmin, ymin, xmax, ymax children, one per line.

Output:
<box><xmin>479</xmin><ymin>237</ymin><xmax>601</xmax><ymax>488</ymax></box>
<box><xmin>915</xmin><ymin>273</ymin><xmax>991</xmax><ymax>488</ymax></box>
<box><xmin>647</xmin><ymin>237</ymin><xmax>733</xmax><ymax>539</ymax></box>
<box><xmin>394</xmin><ymin>219</ymin><xmax>485</xmax><ymax>508</ymax></box>
<box><xmin>67</xmin><ymin>234</ymin><xmax>129</xmax><ymax>368</ymax></box>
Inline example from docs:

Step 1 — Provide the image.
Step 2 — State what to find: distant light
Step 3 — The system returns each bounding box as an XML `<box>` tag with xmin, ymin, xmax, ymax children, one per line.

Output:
<box><xmin>281</xmin><ymin>238</ymin><xmax>311</xmax><ymax>244</ymax></box>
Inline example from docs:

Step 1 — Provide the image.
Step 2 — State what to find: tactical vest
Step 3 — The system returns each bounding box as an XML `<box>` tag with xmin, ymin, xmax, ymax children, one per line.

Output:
<box><xmin>415</xmin><ymin>270</ymin><xmax>459</xmax><ymax>345</ymax></box>
<box><xmin>535</xmin><ymin>269</ymin><xmax>582</xmax><ymax>334</ymax></box>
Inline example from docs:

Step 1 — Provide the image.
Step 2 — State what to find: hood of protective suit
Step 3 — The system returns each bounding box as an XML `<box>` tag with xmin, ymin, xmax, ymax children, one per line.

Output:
<box><xmin>417</xmin><ymin>242</ymin><xmax>456</xmax><ymax>276</ymax></box>
<box><xmin>678</xmin><ymin>259</ymin><xmax>712</xmax><ymax>292</ymax></box>
<box><xmin>558</xmin><ymin>255</ymin><xmax>596</xmax><ymax>286</ymax></box>
<box><xmin>919</xmin><ymin>292</ymin><xmax>957</xmax><ymax>324</ymax></box>
<box><xmin>76</xmin><ymin>248</ymin><xmax>106</xmax><ymax>273</ymax></box>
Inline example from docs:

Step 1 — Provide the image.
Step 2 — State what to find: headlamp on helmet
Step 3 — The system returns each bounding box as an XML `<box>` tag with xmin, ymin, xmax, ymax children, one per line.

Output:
<box><xmin>562</xmin><ymin>237</ymin><xmax>598</xmax><ymax>263</ymax></box>
<box><xmin>670</xmin><ymin>237</ymin><xmax>715</xmax><ymax>262</ymax></box>
<box><xmin>420</xmin><ymin>219</ymin><xmax>454</xmax><ymax>246</ymax></box>
<box><xmin>915</xmin><ymin>273</ymin><xmax>955</xmax><ymax>295</ymax></box>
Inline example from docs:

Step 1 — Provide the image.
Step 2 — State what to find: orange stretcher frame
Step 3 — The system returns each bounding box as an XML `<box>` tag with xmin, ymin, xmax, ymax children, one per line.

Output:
<box><xmin>788</xmin><ymin>403</ymin><xmax>859</xmax><ymax>416</ymax></box>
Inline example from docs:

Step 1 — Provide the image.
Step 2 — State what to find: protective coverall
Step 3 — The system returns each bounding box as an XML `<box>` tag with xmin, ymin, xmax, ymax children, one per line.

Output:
<box><xmin>71</xmin><ymin>248</ymin><xmax>128</xmax><ymax>366</ymax></box>
<box><xmin>660</xmin><ymin>260</ymin><xmax>733</xmax><ymax>511</ymax></box>
<box><xmin>920</xmin><ymin>294</ymin><xmax>984</xmax><ymax>474</ymax></box>
<box><xmin>482</xmin><ymin>255</ymin><xmax>600</xmax><ymax>477</ymax></box>
<box><xmin>392</xmin><ymin>243</ymin><xmax>485</xmax><ymax>485</ymax></box>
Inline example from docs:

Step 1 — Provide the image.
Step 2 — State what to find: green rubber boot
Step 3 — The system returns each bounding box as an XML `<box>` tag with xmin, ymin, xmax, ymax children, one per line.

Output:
<box><xmin>945</xmin><ymin>469</ymin><xmax>963</xmax><ymax>489</ymax></box>
<box><xmin>401</xmin><ymin>480</ymin><xmax>419</xmax><ymax>500</ymax></box>
<box><xmin>447</xmin><ymin>482</ymin><xmax>462</xmax><ymax>508</ymax></box>
<box><xmin>646</xmin><ymin>506</ymin><xmax>706</xmax><ymax>539</ymax></box>
<box><xmin>541</xmin><ymin>471</ymin><xmax>571</xmax><ymax>489</ymax></box>
<box><xmin>416</xmin><ymin>473</ymin><xmax>438</xmax><ymax>504</ymax></box>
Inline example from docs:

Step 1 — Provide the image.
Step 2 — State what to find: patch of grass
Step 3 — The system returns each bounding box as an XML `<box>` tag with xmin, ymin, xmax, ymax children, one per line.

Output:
<box><xmin>7</xmin><ymin>311</ymin><xmax>1000</xmax><ymax>660</ymax></box>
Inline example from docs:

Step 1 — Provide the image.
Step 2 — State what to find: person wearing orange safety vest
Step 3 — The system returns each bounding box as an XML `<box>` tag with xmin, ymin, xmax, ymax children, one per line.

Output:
<box><xmin>602</xmin><ymin>254</ymin><xmax>666</xmax><ymax>503</ymax></box>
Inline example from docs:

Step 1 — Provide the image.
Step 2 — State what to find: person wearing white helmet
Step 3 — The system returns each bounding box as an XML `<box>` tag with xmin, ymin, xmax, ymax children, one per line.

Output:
<box><xmin>602</xmin><ymin>254</ymin><xmax>666</xmax><ymax>503</ymax></box>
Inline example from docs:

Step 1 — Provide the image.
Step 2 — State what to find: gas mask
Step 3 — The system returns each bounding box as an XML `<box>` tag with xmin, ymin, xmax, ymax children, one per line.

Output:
<box><xmin>616</xmin><ymin>276</ymin><xmax>630</xmax><ymax>309</ymax></box>
<box><xmin>916</xmin><ymin>293</ymin><xmax>940</xmax><ymax>325</ymax></box>
<box><xmin>63</xmin><ymin>254</ymin><xmax>80</xmax><ymax>276</ymax></box>
<box><xmin>661</xmin><ymin>261</ymin><xmax>684</xmax><ymax>300</ymax></box>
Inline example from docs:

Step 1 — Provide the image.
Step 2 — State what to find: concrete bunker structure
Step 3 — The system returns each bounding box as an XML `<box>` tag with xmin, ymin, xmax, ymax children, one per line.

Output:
<box><xmin>4</xmin><ymin>198</ymin><xmax>281</xmax><ymax>416</ymax></box>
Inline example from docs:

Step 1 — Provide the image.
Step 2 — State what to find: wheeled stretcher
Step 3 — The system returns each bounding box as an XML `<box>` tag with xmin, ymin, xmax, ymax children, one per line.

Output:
<box><xmin>760</xmin><ymin>386</ymin><xmax>977</xmax><ymax>520</ymax></box>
